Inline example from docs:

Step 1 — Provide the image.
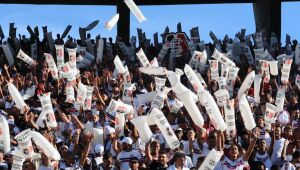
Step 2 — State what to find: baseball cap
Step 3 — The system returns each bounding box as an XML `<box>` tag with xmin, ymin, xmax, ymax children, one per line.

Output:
<box><xmin>121</xmin><ymin>137</ymin><xmax>133</xmax><ymax>145</ymax></box>
<box><xmin>105</xmin><ymin>126</ymin><xmax>115</xmax><ymax>136</ymax></box>
<box><xmin>94</xmin><ymin>144</ymin><xmax>104</xmax><ymax>154</ymax></box>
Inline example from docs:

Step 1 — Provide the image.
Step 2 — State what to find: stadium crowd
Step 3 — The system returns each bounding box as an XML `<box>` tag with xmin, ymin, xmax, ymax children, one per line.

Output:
<box><xmin>0</xmin><ymin>23</ymin><xmax>299</xmax><ymax>170</ymax></box>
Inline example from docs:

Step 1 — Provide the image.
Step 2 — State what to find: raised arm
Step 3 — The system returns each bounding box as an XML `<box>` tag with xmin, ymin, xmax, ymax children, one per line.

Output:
<box><xmin>243</xmin><ymin>131</ymin><xmax>258</xmax><ymax>161</ymax></box>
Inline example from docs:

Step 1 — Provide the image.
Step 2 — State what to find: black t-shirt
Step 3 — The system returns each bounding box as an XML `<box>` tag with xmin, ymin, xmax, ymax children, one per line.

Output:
<box><xmin>148</xmin><ymin>160</ymin><xmax>168</xmax><ymax>170</ymax></box>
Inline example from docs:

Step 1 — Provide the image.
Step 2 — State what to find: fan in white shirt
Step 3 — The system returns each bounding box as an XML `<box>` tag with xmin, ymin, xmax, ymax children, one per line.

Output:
<box><xmin>217</xmin><ymin>131</ymin><xmax>258</xmax><ymax>170</ymax></box>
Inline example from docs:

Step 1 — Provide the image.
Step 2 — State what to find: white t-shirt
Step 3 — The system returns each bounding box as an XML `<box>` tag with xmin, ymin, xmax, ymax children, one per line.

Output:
<box><xmin>117</xmin><ymin>150</ymin><xmax>141</xmax><ymax>170</ymax></box>
<box><xmin>167</xmin><ymin>164</ymin><xmax>190</xmax><ymax>170</ymax></box>
<box><xmin>271</xmin><ymin>138</ymin><xmax>286</xmax><ymax>166</ymax></box>
<box><xmin>218</xmin><ymin>156</ymin><xmax>246</xmax><ymax>170</ymax></box>
<box><xmin>281</xmin><ymin>162</ymin><xmax>296</xmax><ymax>170</ymax></box>
<box><xmin>254</xmin><ymin>151</ymin><xmax>272</xmax><ymax>169</ymax></box>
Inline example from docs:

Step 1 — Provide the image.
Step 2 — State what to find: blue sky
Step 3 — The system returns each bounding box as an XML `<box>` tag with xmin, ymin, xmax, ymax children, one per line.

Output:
<box><xmin>0</xmin><ymin>2</ymin><xmax>299</xmax><ymax>43</ymax></box>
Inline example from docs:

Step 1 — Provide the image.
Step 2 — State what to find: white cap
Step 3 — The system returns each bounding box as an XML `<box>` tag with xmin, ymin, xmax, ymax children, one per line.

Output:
<box><xmin>121</xmin><ymin>137</ymin><xmax>133</xmax><ymax>145</ymax></box>
<box><xmin>94</xmin><ymin>144</ymin><xmax>104</xmax><ymax>154</ymax></box>
<box><xmin>278</xmin><ymin>111</ymin><xmax>290</xmax><ymax>125</ymax></box>
<box><xmin>105</xmin><ymin>126</ymin><xmax>115</xmax><ymax>136</ymax></box>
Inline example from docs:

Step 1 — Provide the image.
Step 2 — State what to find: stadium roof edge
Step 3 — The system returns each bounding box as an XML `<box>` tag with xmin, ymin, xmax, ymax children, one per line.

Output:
<box><xmin>0</xmin><ymin>0</ymin><xmax>298</xmax><ymax>5</ymax></box>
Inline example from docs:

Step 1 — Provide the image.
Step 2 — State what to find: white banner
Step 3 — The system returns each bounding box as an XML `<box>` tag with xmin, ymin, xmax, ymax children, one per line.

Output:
<box><xmin>16</xmin><ymin>49</ymin><xmax>36</xmax><ymax>66</ymax></box>
<box><xmin>0</xmin><ymin>115</ymin><xmax>11</xmax><ymax>154</ymax></box>
<box><xmin>212</xmin><ymin>48</ymin><xmax>235</xmax><ymax>67</ymax></box>
<box><xmin>209</xmin><ymin>60</ymin><xmax>219</xmax><ymax>81</ymax></box>
<box><xmin>76</xmin><ymin>82</ymin><xmax>87</xmax><ymax>106</ymax></box>
<box><xmin>12</xmin><ymin>153</ymin><xmax>25</xmax><ymax>170</ymax></box>
<box><xmin>158</xmin><ymin>41</ymin><xmax>170</xmax><ymax>61</ymax></box>
<box><xmin>200</xmin><ymin>90</ymin><xmax>227</xmax><ymax>131</ymax></box>
<box><xmin>115</xmin><ymin>113</ymin><xmax>125</xmax><ymax>137</ymax></box>
<box><xmin>45</xmin><ymin>53</ymin><xmax>59</xmax><ymax>79</ymax></box>
<box><xmin>139</xmin><ymin>67</ymin><xmax>167</xmax><ymax>76</ymax></box>
<box><xmin>136</xmin><ymin>48</ymin><xmax>150</xmax><ymax>67</ymax></box>
<box><xmin>254</xmin><ymin>74</ymin><xmax>262</xmax><ymax>104</ymax></box>
<box><xmin>239</xmin><ymin>95</ymin><xmax>256</xmax><ymax>130</ymax></box>
<box><xmin>55</xmin><ymin>44</ymin><xmax>64</xmax><ymax>70</ymax></box>
<box><xmin>8</xmin><ymin>83</ymin><xmax>26</xmax><ymax>110</ymax></box>
<box><xmin>275</xmin><ymin>86</ymin><xmax>286</xmax><ymax>112</ymax></box>
<box><xmin>14</xmin><ymin>129</ymin><xmax>34</xmax><ymax>158</ymax></box>
<box><xmin>67</xmin><ymin>48</ymin><xmax>77</xmax><ymax>70</ymax></box>
<box><xmin>199</xmin><ymin>148</ymin><xmax>223</xmax><ymax>170</ymax></box>
<box><xmin>66</xmin><ymin>83</ymin><xmax>75</xmax><ymax>103</ymax></box>
<box><xmin>30</xmin><ymin>131</ymin><xmax>60</xmax><ymax>160</ymax></box>
<box><xmin>265</xmin><ymin>103</ymin><xmax>278</xmax><ymax>127</ymax></box>
<box><xmin>154</xmin><ymin>77</ymin><xmax>166</xmax><ymax>92</ymax></box>
<box><xmin>131</xmin><ymin>116</ymin><xmax>153</xmax><ymax>143</ymax></box>
<box><xmin>184</xmin><ymin>64</ymin><xmax>205</xmax><ymax>93</ymax></box>
<box><xmin>149</xmin><ymin>108</ymin><xmax>180</xmax><ymax>149</ymax></box>
<box><xmin>106</xmin><ymin>99</ymin><xmax>133</xmax><ymax>115</ymax></box>
<box><xmin>83</xmin><ymin>86</ymin><xmax>94</xmax><ymax>110</ymax></box>
<box><xmin>124</xmin><ymin>0</ymin><xmax>147</xmax><ymax>23</ymax></box>
<box><xmin>105</xmin><ymin>13</ymin><xmax>119</xmax><ymax>31</ymax></box>
<box><xmin>214</xmin><ymin>89</ymin><xmax>229</xmax><ymax>107</ymax></box>
<box><xmin>224</xmin><ymin>99</ymin><xmax>236</xmax><ymax>136</ymax></box>
<box><xmin>37</xmin><ymin>93</ymin><xmax>57</xmax><ymax>128</ymax></box>
<box><xmin>114</xmin><ymin>55</ymin><xmax>126</xmax><ymax>74</ymax></box>
<box><xmin>281</xmin><ymin>59</ymin><xmax>293</xmax><ymax>84</ymax></box>
<box><xmin>237</xmin><ymin>71</ymin><xmax>255</xmax><ymax>99</ymax></box>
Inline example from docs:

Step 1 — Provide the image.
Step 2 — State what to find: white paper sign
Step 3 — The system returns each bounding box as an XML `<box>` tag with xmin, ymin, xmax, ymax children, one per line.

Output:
<box><xmin>265</xmin><ymin>103</ymin><xmax>278</xmax><ymax>126</ymax></box>
<box><xmin>155</xmin><ymin>77</ymin><xmax>166</xmax><ymax>92</ymax></box>
<box><xmin>30</xmin><ymin>131</ymin><xmax>61</xmax><ymax>160</ymax></box>
<box><xmin>67</xmin><ymin>48</ymin><xmax>77</xmax><ymax>70</ymax></box>
<box><xmin>12</xmin><ymin>153</ymin><xmax>25</xmax><ymax>170</ymax></box>
<box><xmin>184</xmin><ymin>64</ymin><xmax>204</xmax><ymax>93</ymax></box>
<box><xmin>214</xmin><ymin>89</ymin><xmax>229</xmax><ymax>107</ymax></box>
<box><xmin>237</xmin><ymin>71</ymin><xmax>255</xmax><ymax>99</ymax></box>
<box><xmin>76</xmin><ymin>82</ymin><xmax>87</xmax><ymax>106</ymax></box>
<box><xmin>149</xmin><ymin>108</ymin><xmax>180</xmax><ymax>149</ymax></box>
<box><xmin>136</xmin><ymin>48</ymin><xmax>150</xmax><ymax>67</ymax></box>
<box><xmin>139</xmin><ymin>67</ymin><xmax>167</xmax><ymax>76</ymax></box>
<box><xmin>65</xmin><ymin>83</ymin><xmax>75</xmax><ymax>103</ymax></box>
<box><xmin>37</xmin><ymin>93</ymin><xmax>57</xmax><ymax>128</ymax></box>
<box><xmin>158</xmin><ymin>41</ymin><xmax>170</xmax><ymax>61</ymax></box>
<box><xmin>45</xmin><ymin>53</ymin><xmax>59</xmax><ymax>79</ymax></box>
<box><xmin>114</xmin><ymin>55</ymin><xmax>126</xmax><ymax>74</ymax></box>
<box><xmin>212</xmin><ymin>48</ymin><xmax>235</xmax><ymax>67</ymax></box>
<box><xmin>275</xmin><ymin>87</ymin><xmax>286</xmax><ymax>111</ymax></box>
<box><xmin>17</xmin><ymin>49</ymin><xmax>36</xmax><ymax>66</ymax></box>
<box><xmin>131</xmin><ymin>116</ymin><xmax>153</xmax><ymax>143</ymax></box>
<box><xmin>105</xmin><ymin>13</ymin><xmax>119</xmax><ymax>31</ymax></box>
<box><xmin>239</xmin><ymin>95</ymin><xmax>256</xmax><ymax>130</ymax></box>
<box><xmin>200</xmin><ymin>90</ymin><xmax>227</xmax><ymax>131</ymax></box>
<box><xmin>84</xmin><ymin>86</ymin><xmax>94</xmax><ymax>110</ymax></box>
<box><xmin>0</xmin><ymin>115</ymin><xmax>11</xmax><ymax>154</ymax></box>
<box><xmin>199</xmin><ymin>148</ymin><xmax>223</xmax><ymax>170</ymax></box>
<box><xmin>254</xmin><ymin>74</ymin><xmax>262</xmax><ymax>104</ymax></box>
<box><xmin>14</xmin><ymin>129</ymin><xmax>34</xmax><ymax>158</ymax></box>
<box><xmin>224</xmin><ymin>99</ymin><xmax>236</xmax><ymax>136</ymax></box>
<box><xmin>281</xmin><ymin>59</ymin><xmax>293</xmax><ymax>84</ymax></box>
<box><xmin>115</xmin><ymin>113</ymin><xmax>125</xmax><ymax>137</ymax></box>
<box><xmin>8</xmin><ymin>83</ymin><xmax>26</xmax><ymax>110</ymax></box>
<box><xmin>209</xmin><ymin>60</ymin><xmax>219</xmax><ymax>81</ymax></box>
<box><xmin>55</xmin><ymin>44</ymin><xmax>64</xmax><ymax>70</ymax></box>
<box><xmin>124</xmin><ymin>0</ymin><xmax>147</xmax><ymax>23</ymax></box>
